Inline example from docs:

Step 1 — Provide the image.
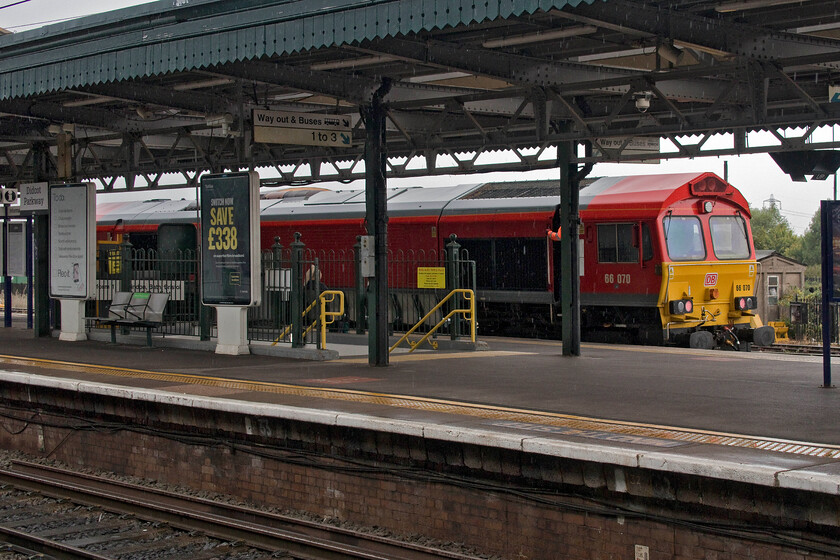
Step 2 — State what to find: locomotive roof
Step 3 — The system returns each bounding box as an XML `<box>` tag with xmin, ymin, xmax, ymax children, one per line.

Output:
<box><xmin>259</xmin><ymin>181</ymin><xmax>563</xmax><ymax>221</ymax></box>
<box><xmin>96</xmin><ymin>198</ymin><xmax>197</xmax><ymax>226</ymax></box>
<box><xmin>94</xmin><ymin>172</ymin><xmax>749</xmax><ymax>224</ymax></box>
<box><xmin>579</xmin><ymin>172</ymin><xmax>750</xmax><ymax>219</ymax></box>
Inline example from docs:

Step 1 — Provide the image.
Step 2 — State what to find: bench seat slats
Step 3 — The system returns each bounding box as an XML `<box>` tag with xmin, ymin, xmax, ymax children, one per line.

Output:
<box><xmin>88</xmin><ymin>292</ymin><xmax>169</xmax><ymax>346</ymax></box>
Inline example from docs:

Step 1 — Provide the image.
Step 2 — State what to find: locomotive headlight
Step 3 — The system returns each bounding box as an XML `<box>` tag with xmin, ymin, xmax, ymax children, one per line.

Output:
<box><xmin>669</xmin><ymin>299</ymin><xmax>694</xmax><ymax>315</ymax></box>
<box><xmin>734</xmin><ymin>296</ymin><xmax>757</xmax><ymax>311</ymax></box>
<box><xmin>701</xmin><ymin>200</ymin><xmax>714</xmax><ymax>213</ymax></box>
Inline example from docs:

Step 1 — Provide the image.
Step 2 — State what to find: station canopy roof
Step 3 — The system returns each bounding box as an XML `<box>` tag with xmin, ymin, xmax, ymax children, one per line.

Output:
<box><xmin>0</xmin><ymin>0</ymin><xmax>839</xmax><ymax>191</ymax></box>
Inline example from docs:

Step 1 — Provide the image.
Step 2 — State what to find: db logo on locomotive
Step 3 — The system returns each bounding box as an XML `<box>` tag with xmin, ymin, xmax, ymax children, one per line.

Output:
<box><xmin>704</xmin><ymin>272</ymin><xmax>719</xmax><ymax>287</ymax></box>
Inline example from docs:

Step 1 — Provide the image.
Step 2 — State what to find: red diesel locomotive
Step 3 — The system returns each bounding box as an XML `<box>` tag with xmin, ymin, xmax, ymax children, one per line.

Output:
<box><xmin>96</xmin><ymin>172</ymin><xmax>774</xmax><ymax>349</ymax></box>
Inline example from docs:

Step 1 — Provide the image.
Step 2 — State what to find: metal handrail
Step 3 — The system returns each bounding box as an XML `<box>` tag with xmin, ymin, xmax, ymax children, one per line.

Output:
<box><xmin>271</xmin><ymin>290</ymin><xmax>345</xmax><ymax>348</ymax></box>
<box><xmin>390</xmin><ymin>289</ymin><xmax>476</xmax><ymax>354</ymax></box>
<box><xmin>316</xmin><ymin>290</ymin><xmax>345</xmax><ymax>348</ymax></box>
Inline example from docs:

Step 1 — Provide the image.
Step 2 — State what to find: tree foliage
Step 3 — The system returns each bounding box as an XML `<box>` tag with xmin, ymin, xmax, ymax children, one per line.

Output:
<box><xmin>752</xmin><ymin>207</ymin><xmax>821</xmax><ymax>283</ymax></box>
<box><xmin>788</xmin><ymin>211</ymin><xmax>820</xmax><ymax>267</ymax></box>
<box><xmin>749</xmin><ymin>205</ymin><xmax>797</xmax><ymax>255</ymax></box>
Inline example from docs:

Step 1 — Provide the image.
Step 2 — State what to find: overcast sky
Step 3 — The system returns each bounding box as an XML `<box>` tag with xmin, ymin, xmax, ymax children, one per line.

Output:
<box><xmin>2</xmin><ymin>0</ymin><xmax>837</xmax><ymax>233</ymax></box>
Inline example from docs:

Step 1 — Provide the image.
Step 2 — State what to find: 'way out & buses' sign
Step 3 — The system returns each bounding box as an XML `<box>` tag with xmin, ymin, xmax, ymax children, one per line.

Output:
<box><xmin>253</xmin><ymin>109</ymin><xmax>352</xmax><ymax>147</ymax></box>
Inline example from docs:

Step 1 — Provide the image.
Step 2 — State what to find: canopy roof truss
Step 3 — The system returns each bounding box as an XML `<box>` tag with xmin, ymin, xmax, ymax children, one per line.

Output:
<box><xmin>0</xmin><ymin>0</ymin><xmax>839</xmax><ymax>191</ymax></box>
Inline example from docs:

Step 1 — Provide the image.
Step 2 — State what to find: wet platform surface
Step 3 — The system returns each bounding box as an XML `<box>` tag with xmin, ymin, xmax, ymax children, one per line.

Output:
<box><xmin>1</xmin><ymin>326</ymin><xmax>839</xmax><ymax>494</ymax></box>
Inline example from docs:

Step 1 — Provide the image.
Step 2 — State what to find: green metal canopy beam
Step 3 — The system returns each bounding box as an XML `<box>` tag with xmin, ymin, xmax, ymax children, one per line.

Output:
<box><xmin>572</xmin><ymin>0</ymin><xmax>840</xmax><ymax>69</ymax></box>
<box><xmin>358</xmin><ymin>36</ymin><xmax>727</xmax><ymax>103</ymax></box>
<box><xmin>79</xmin><ymin>82</ymin><xmax>233</xmax><ymax>117</ymax></box>
<box><xmin>0</xmin><ymin>0</ymin><xmax>600</xmax><ymax>100</ymax></box>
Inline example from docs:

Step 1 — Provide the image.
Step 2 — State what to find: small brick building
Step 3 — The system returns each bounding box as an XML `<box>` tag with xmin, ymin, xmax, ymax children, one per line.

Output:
<box><xmin>755</xmin><ymin>250</ymin><xmax>806</xmax><ymax>323</ymax></box>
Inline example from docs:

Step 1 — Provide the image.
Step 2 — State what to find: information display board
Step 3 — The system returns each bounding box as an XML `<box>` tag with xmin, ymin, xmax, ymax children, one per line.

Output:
<box><xmin>819</xmin><ymin>199</ymin><xmax>840</xmax><ymax>387</ymax></box>
<box><xmin>49</xmin><ymin>183</ymin><xmax>95</xmax><ymax>299</ymax></box>
<box><xmin>827</xmin><ymin>200</ymin><xmax>840</xmax><ymax>300</ymax></box>
<box><xmin>200</xmin><ymin>172</ymin><xmax>260</xmax><ymax>306</ymax></box>
<box><xmin>6</xmin><ymin>222</ymin><xmax>26</xmax><ymax>277</ymax></box>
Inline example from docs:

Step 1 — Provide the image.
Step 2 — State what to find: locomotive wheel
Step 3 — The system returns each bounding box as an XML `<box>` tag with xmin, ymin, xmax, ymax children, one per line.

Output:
<box><xmin>689</xmin><ymin>330</ymin><xmax>715</xmax><ymax>350</ymax></box>
<box><xmin>751</xmin><ymin>325</ymin><xmax>776</xmax><ymax>347</ymax></box>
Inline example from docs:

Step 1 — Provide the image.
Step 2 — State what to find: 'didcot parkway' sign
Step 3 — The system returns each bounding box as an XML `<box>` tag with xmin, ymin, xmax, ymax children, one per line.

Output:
<box><xmin>200</xmin><ymin>172</ymin><xmax>260</xmax><ymax>306</ymax></box>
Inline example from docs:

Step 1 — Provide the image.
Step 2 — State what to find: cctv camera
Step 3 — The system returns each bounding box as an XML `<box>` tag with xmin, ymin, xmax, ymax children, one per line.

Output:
<box><xmin>634</xmin><ymin>92</ymin><xmax>652</xmax><ymax>113</ymax></box>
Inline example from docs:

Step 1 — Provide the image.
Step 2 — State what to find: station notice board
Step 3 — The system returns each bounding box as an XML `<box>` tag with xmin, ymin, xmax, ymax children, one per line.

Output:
<box><xmin>417</xmin><ymin>267</ymin><xmax>446</xmax><ymax>289</ymax></box>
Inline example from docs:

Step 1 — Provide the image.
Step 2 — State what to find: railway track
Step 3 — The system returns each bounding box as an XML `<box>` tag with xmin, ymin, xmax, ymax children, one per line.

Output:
<box><xmin>0</xmin><ymin>460</ymin><xmax>485</xmax><ymax>560</ymax></box>
<box><xmin>757</xmin><ymin>342</ymin><xmax>840</xmax><ymax>357</ymax></box>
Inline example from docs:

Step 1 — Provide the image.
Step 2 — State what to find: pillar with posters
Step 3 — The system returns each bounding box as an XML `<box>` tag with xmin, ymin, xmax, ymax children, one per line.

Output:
<box><xmin>200</xmin><ymin>171</ymin><xmax>260</xmax><ymax>355</ymax></box>
<box><xmin>49</xmin><ymin>183</ymin><xmax>96</xmax><ymax>341</ymax></box>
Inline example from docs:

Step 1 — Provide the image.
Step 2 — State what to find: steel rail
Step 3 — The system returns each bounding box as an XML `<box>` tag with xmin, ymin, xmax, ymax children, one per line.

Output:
<box><xmin>0</xmin><ymin>461</ymin><xmax>482</xmax><ymax>560</ymax></box>
<box><xmin>0</xmin><ymin>526</ymin><xmax>113</xmax><ymax>560</ymax></box>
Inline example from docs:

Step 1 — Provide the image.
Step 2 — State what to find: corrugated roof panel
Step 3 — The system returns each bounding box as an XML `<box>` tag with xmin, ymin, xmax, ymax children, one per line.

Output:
<box><xmin>0</xmin><ymin>0</ymin><xmax>600</xmax><ymax>99</ymax></box>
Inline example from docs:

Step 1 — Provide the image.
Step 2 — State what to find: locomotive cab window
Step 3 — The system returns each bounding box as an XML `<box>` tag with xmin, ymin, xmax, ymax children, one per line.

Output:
<box><xmin>597</xmin><ymin>223</ymin><xmax>638</xmax><ymax>263</ymax></box>
<box><xmin>663</xmin><ymin>216</ymin><xmax>706</xmax><ymax>261</ymax></box>
<box><xmin>709</xmin><ymin>215</ymin><xmax>750</xmax><ymax>260</ymax></box>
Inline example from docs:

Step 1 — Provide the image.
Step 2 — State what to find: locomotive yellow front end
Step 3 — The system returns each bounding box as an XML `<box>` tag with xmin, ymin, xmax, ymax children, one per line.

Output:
<box><xmin>655</xmin><ymin>175</ymin><xmax>776</xmax><ymax>350</ymax></box>
<box><xmin>660</xmin><ymin>260</ymin><xmax>774</xmax><ymax>349</ymax></box>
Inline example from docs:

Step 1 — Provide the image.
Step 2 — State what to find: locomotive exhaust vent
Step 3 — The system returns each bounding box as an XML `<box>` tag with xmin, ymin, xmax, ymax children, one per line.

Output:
<box><xmin>461</xmin><ymin>181</ymin><xmax>563</xmax><ymax>199</ymax></box>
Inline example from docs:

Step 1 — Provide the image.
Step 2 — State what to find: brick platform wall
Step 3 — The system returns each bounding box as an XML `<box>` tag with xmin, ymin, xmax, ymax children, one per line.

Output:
<box><xmin>0</xmin><ymin>383</ymin><xmax>837</xmax><ymax>559</ymax></box>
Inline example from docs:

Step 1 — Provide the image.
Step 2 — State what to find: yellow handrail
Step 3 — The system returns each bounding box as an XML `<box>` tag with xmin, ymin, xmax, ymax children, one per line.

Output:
<box><xmin>271</xmin><ymin>290</ymin><xmax>345</xmax><ymax>348</ymax></box>
<box><xmin>390</xmin><ymin>289</ymin><xmax>476</xmax><ymax>353</ymax></box>
<box><xmin>317</xmin><ymin>290</ymin><xmax>345</xmax><ymax>348</ymax></box>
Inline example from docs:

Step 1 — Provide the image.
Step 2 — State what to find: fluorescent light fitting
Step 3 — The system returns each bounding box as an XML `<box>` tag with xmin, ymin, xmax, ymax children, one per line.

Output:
<box><xmin>482</xmin><ymin>24</ymin><xmax>597</xmax><ymax>48</ymax></box>
<box><xmin>406</xmin><ymin>71</ymin><xmax>472</xmax><ymax>84</ymax></box>
<box><xmin>716</xmin><ymin>0</ymin><xmax>805</xmax><ymax>13</ymax></box>
<box><xmin>62</xmin><ymin>95</ymin><xmax>118</xmax><ymax>108</ymax></box>
<box><xmin>271</xmin><ymin>92</ymin><xmax>313</xmax><ymax>101</ymax></box>
<box><xmin>792</xmin><ymin>22</ymin><xmax>840</xmax><ymax>33</ymax></box>
<box><xmin>173</xmin><ymin>78</ymin><xmax>234</xmax><ymax>91</ymax></box>
<box><xmin>574</xmin><ymin>47</ymin><xmax>655</xmax><ymax>62</ymax></box>
<box><xmin>311</xmin><ymin>55</ymin><xmax>395</xmax><ymax>71</ymax></box>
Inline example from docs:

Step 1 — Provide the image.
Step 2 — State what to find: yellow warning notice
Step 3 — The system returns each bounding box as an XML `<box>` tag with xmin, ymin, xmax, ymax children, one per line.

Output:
<box><xmin>417</xmin><ymin>267</ymin><xmax>446</xmax><ymax>289</ymax></box>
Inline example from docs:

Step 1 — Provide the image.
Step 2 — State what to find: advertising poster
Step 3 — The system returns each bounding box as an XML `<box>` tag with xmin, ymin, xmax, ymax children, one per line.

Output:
<box><xmin>49</xmin><ymin>183</ymin><xmax>95</xmax><ymax>298</ymax></box>
<box><xmin>200</xmin><ymin>172</ymin><xmax>260</xmax><ymax>306</ymax></box>
<box><xmin>6</xmin><ymin>222</ymin><xmax>26</xmax><ymax>277</ymax></box>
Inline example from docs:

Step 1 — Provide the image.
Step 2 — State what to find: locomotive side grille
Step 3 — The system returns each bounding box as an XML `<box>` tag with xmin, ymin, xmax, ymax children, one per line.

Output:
<box><xmin>461</xmin><ymin>181</ymin><xmax>563</xmax><ymax>199</ymax></box>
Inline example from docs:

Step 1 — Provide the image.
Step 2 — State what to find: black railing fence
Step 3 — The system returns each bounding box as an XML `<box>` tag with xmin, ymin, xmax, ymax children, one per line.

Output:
<box><xmin>87</xmin><ymin>244</ymin><xmax>200</xmax><ymax>337</ymax></box>
<box><xmin>80</xmin><ymin>233</ymin><xmax>475</xmax><ymax>347</ymax></box>
<box><xmin>781</xmin><ymin>300</ymin><xmax>839</xmax><ymax>345</ymax></box>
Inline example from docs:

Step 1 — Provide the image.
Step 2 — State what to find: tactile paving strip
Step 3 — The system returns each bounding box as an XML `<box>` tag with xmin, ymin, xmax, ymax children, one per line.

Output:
<box><xmin>3</xmin><ymin>354</ymin><xmax>839</xmax><ymax>459</ymax></box>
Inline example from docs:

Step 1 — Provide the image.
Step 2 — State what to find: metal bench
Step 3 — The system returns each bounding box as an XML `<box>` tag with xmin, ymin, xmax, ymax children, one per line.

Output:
<box><xmin>94</xmin><ymin>292</ymin><xmax>169</xmax><ymax>346</ymax></box>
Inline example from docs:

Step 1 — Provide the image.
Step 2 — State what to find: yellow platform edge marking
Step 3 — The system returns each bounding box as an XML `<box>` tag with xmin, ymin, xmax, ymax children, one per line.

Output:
<box><xmin>2</xmin><ymin>354</ymin><xmax>838</xmax><ymax>459</ymax></box>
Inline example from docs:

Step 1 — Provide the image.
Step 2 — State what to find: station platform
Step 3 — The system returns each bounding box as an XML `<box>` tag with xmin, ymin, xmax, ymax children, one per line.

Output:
<box><xmin>1</xmin><ymin>325</ymin><xmax>838</xmax><ymax>496</ymax></box>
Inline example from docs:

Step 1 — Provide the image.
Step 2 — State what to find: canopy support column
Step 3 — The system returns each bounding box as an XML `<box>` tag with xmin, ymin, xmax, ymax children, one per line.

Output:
<box><xmin>32</xmin><ymin>143</ymin><xmax>51</xmax><ymax>337</ymax></box>
<box><xmin>559</xmin><ymin>142</ymin><xmax>592</xmax><ymax>356</ymax></box>
<box><xmin>362</xmin><ymin>80</ymin><xmax>392</xmax><ymax>366</ymax></box>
